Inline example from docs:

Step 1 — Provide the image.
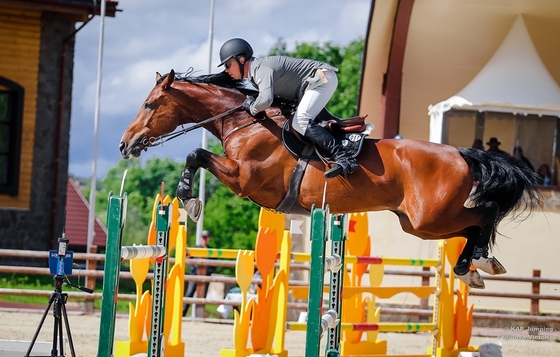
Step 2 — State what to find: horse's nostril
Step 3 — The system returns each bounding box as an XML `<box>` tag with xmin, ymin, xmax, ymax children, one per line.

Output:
<box><xmin>119</xmin><ymin>142</ymin><xmax>126</xmax><ymax>152</ymax></box>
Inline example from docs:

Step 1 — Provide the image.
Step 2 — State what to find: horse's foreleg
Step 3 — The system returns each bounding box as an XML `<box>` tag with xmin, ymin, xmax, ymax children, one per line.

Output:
<box><xmin>176</xmin><ymin>151</ymin><xmax>203</xmax><ymax>221</ymax></box>
<box><xmin>176</xmin><ymin>148</ymin><xmax>243</xmax><ymax>221</ymax></box>
<box><xmin>176</xmin><ymin>148</ymin><xmax>238</xmax><ymax>199</ymax></box>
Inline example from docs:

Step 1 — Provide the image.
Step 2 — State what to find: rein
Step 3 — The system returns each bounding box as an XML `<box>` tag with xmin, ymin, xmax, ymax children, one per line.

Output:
<box><xmin>145</xmin><ymin>105</ymin><xmax>243</xmax><ymax>147</ymax></box>
<box><xmin>223</xmin><ymin>108</ymin><xmax>284</xmax><ymax>139</ymax></box>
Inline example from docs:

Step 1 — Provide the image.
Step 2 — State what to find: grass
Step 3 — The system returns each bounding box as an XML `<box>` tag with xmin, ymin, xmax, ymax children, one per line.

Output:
<box><xmin>0</xmin><ymin>273</ymin><xmax>134</xmax><ymax>312</ymax></box>
<box><xmin>0</xmin><ymin>274</ymin><xmax>54</xmax><ymax>305</ymax></box>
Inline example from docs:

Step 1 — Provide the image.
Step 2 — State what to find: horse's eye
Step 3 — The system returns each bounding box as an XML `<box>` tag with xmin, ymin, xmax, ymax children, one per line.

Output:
<box><xmin>145</xmin><ymin>102</ymin><xmax>153</xmax><ymax>109</ymax></box>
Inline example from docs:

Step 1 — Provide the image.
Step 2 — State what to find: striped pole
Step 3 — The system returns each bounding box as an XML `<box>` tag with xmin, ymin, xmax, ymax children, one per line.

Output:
<box><xmin>121</xmin><ymin>245</ymin><xmax>166</xmax><ymax>260</ymax></box>
<box><xmin>187</xmin><ymin>247</ymin><xmax>242</xmax><ymax>260</ymax></box>
<box><xmin>291</xmin><ymin>252</ymin><xmax>439</xmax><ymax>267</ymax></box>
<box><xmin>288</xmin><ymin>321</ymin><xmax>437</xmax><ymax>333</ymax></box>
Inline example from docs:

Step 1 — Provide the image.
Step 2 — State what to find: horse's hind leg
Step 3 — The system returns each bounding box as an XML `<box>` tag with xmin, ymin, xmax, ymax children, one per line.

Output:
<box><xmin>454</xmin><ymin>201</ymin><xmax>506</xmax><ymax>288</ymax></box>
<box><xmin>471</xmin><ymin>202</ymin><xmax>507</xmax><ymax>275</ymax></box>
<box><xmin>454</xmin><ymin>226</ymin><xmax>486</xmax><ymax>289</ymax></box>
<box><xmin>472</xmin><ymin>248</ymin><xmax>507</xmax><ymax>275</ymax></box>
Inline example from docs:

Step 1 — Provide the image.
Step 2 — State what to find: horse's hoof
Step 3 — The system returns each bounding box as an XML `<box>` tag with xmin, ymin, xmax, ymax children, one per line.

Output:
<box><xmin>184</xmin><ymin>198</ymin><xmax>202</xmax><ymax>222</ymax></box>
<box><xmin>472</xmin><ymin>256</ymin><xmax>507</xmax><ymax>275</ymax></box>
<box><xmin>456</xmin><ymin>270</ymin><xmax>485</xmax><ymax>289</ymax></box>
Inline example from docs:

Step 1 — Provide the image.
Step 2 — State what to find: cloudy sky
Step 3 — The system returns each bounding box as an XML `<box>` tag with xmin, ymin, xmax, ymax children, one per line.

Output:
<box><xmin>69</xmin><ymin>0</ymin><xmax>372</xmax><ymax>179</ymax></box>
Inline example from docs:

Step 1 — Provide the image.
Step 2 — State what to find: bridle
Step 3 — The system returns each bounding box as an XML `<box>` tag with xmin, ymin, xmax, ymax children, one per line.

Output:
<box><xmin>143</xmin><ymin>105</ymin><xmax>243</xmax><ymax>147</ymax></box>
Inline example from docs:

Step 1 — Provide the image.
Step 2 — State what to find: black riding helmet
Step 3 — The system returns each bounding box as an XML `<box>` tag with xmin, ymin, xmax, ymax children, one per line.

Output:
<box><xmin>218</xmin><ymin>38</ymin><xmax>254</xmax><ymax>67</ymax></box>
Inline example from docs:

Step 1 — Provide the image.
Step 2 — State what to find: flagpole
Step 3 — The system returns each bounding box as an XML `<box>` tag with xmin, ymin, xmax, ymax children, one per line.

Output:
<box><xmin>86</xmin><ymin>0</ymin><xmax>106</xmax><ymax>251</ymax></box>
<box><xmin>195</xmin><ymin>0</ymin><xmax>215</xmax><ymax>245</ymax></box>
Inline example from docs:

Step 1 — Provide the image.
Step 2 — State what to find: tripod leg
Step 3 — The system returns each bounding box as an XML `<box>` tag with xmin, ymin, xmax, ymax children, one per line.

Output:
<box><xmin>25</xmin><ymin>294</ymin><xmax>55</xmax><ymax>357</ymax></box>
<box><xmin>52</xmin><ymin>295</ymin><xmax>61</xmax><ymax>357</ymax></box>
<box><xmin>60</xmin><ymin>298</ymin><xmax>77</xmax><ymax>357</ymax></box>
<box><xmin>57</xmin><ymin>304</ymin><xmax>64</xmax><ymax>357</ymax></box>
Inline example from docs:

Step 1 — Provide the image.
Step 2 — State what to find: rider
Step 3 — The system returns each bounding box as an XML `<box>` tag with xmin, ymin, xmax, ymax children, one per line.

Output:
<box><xmin>217</xmin><ymin>38</ymin><xmax>359</xmax><ymax>179</ymax></box>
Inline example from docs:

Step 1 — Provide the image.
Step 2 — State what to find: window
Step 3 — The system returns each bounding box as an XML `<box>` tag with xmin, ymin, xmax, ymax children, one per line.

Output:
<box><xmin>444</xmin><ymin>109</ymin><xmax>560</xmax><ymax>185</ymax></box>
<box><xmin>0</xmin><ymin>77</ymin><xmax>24</xmax><ymax>196</ymax></box>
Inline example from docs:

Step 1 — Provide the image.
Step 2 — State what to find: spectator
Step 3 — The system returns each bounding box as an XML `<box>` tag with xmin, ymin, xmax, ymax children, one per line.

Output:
<box><xmin>183</xmin><ymin>230</ymin><xmax>216</xmax><ymax>316</ymax></box>
<box><xmin>512</xmin><ymin>146</ymin><xmax>534</xmax><ymax>171</ymax></box>
<box><xmin>536</xmin><ymin>164</ymin><xmax>552</xmax><ymax>186</ymax></box>
<box><xmin>486</xmin><ymin>137</ymin><xmax>508</xmax><ymax>155</ymax></box>
<box><xmin>471</xmin><ymin>138</ymin><xmax>484</xmax><ymax>150</ymax></box>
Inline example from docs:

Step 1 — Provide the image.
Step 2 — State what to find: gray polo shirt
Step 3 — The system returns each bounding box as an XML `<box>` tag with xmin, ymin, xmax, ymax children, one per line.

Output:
<box><xmin>247</xmin><ymin>56</ymin><xmax>337</xmax><ymax>115</ymax></box>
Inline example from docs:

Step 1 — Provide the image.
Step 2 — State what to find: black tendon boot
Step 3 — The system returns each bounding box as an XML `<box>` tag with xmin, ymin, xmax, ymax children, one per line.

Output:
<box><xmin>304</xmin><ymin>121</ymin><xmax>359</xmax><ymax>179</ymax></box>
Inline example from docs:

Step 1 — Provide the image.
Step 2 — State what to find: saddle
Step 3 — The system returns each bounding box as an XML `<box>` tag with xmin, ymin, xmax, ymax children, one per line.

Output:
<box><xmin>315</xmin><ymin>108</ymin><xmax>369</xmax><ymax>134</ymax></box>
<box><xmin>277</xmin><ymin>106</ymin><xmax>374</xmax><ymax>161</ymax></box>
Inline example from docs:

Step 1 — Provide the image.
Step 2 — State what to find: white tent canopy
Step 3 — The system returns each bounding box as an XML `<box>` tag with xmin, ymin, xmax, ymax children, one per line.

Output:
<box><xmin>428</xmin><ymin>15</ymin><xmax>560</xmax><ymax>143</ymax></box>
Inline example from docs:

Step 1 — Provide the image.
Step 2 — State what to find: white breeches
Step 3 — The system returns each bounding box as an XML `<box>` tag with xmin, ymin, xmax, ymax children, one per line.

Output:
<box><xmin>292</xmin><ymin>70</ymin><xmax>338</xmax><ymax>135</ymax></box>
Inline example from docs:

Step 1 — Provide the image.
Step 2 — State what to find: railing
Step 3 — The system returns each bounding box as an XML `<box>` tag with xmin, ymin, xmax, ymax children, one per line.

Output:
<box><xmin>1</xmin><ymin>249</ymin><xmax>559</xmax><ymax>324</ymax></box>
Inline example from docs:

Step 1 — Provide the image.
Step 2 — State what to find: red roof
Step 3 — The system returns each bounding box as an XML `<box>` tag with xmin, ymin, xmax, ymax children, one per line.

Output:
<box><xmin>65</xmin><ymin>178</ymin><xmax>107</xmax><ymax>248</ymax></box>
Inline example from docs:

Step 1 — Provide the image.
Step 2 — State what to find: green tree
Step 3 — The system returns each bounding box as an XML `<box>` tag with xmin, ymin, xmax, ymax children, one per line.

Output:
<box><xmin>82</xmin><ymin>157</ymin><xmax>184</xmax><ymax>247</ymax></box>
<box><xmin>203</xmin><ymin>184</ymin><xmax>260</xmax><ymax>250</ymax></box>
<box><xmin>268</xmin><ymin>38</ymin><xmax>365</xmax><ymax>118</ymax></box>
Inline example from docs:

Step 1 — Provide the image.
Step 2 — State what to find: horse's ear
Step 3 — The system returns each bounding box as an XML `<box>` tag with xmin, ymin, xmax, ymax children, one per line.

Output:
<box><xmin>161</xmin><ymin>69</ymin><xmax>175</xmax><ymax>90</ymax></box>
<box><xmin>156</xmin><ymin>72</ymin><xmax>162</xmax><ymax>82</ymax></box>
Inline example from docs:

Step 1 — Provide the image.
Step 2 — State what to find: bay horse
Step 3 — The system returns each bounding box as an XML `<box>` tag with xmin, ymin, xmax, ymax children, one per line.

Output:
<box><xmin>119</xmin><ymin>69</ymin><xmax>541</xmax><ymax>289</ymax></box>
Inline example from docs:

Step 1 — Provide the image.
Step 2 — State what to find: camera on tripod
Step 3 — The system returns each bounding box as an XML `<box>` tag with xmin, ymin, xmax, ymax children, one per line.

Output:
<box><xmin>25</xmin><ymin>233</ymin><xmax>93</xmax><ymax>357</ymax></box>
<box><xmin>49</xmin><ymin>235</ymin><xmax>74</xmax><ymax>277</ymax></box>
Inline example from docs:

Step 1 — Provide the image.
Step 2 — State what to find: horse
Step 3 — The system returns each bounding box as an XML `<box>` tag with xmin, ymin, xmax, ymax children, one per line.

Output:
<box><xmin>119</xmin><ymin>69</ymin><xmax>542</xmax><ymax>289</ymax></box>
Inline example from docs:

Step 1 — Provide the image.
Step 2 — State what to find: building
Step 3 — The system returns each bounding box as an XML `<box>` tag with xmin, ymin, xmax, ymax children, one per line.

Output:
<box><xmin>0</xmin><ymin>1</ymin><xmax>119</xmax><ymax>260</ymax></box>
<box><xmin>358</xmin><ymin>0</ymin><xmax>560</xmax><ymax>313</ymax></box>
<box><xmin>65</xmin><ymin>178</ymin><xmax>107</xmax><ymax>251</ymax></box>
<box><xmin>360</xmin><ymin>0</ymin><xmax>560</xmax><ymax>178</ymax></box>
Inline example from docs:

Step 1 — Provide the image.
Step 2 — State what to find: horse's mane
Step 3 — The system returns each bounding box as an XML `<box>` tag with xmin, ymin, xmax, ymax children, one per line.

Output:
<box><xmin>158</xmin><ymin>68</ymin><xmax>258</xmax><ymax>95</ymax></box>
<box><xmin>178</xmin><ymin>69</ymin><xmax>239</xmax><ymax>87</ymax></box>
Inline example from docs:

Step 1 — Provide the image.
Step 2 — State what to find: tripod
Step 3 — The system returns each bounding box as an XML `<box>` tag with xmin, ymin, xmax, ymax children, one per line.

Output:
<box><xmin>25</xmin><ymin>275</ymin><xmax>76</xmax><ymax>357</ymax></box>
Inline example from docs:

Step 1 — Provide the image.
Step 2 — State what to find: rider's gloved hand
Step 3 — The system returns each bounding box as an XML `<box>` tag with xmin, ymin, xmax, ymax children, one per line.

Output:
<box><xmin>243</xmin><ymin>96</ymin><xmax>255</xmax><ymax>114</ymax></box>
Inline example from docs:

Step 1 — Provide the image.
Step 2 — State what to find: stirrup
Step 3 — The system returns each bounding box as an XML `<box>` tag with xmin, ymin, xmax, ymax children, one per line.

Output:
<box><xmin>324</xmin><ymin>159</ymin><xmax>358</xmax><ymax>179</ymax></box>
<box><xmin>324</xmin><ymin>163</ymin><xmax>345</xmax><ymax>178</ymax></box>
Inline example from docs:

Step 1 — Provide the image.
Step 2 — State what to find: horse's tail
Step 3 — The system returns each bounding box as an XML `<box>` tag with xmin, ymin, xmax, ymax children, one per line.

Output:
<box><xmin>458</xmin><ymin>147</ymin><xmax>542</xmax><ymax>247</ymax></box>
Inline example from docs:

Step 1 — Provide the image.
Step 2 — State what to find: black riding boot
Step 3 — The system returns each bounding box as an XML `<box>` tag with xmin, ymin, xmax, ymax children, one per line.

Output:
<box><xmin>304</xmin><ymin>121</ymin><xmax>359</xmax><ymax>179</ymax></box>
